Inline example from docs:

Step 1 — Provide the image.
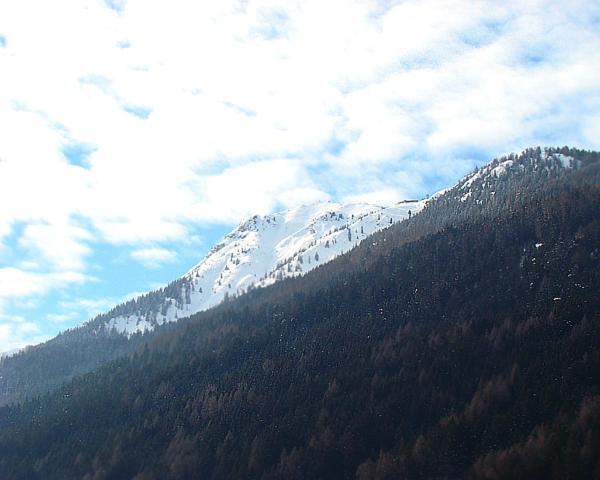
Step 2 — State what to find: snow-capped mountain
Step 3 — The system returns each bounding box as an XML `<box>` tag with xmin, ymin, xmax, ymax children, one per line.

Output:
<box><xmin>103</xmin><ymin>200</ymin><xmax>424</xmax><ymax>335</ymax></box>
<box><xmin>3</xmin><ymin>146</ymin><xmax>595</xmax><ymax>407</ymax></box>
<box><xmin>100</xmin><ymin>148</ymin><xmax>579</xmax><ymax>336</ymax></box>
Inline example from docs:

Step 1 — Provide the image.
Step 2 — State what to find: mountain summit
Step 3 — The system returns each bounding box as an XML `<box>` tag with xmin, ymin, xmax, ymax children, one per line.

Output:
<box><xmin>103</xmin><ymin>201</ymin><xmax>423</xmax><ymax>335</ymax></box>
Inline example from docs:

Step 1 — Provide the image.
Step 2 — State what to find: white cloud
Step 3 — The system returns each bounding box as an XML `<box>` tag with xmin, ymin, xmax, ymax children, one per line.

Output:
<box><xmin>130</xmin><ymin>247</ymin><xmax>176</xmax><ymax>267</ymax></box>
<box><xmin>0</xmin><ymin>268</ymin><xmax>89</xmax><ymax>299</ymax></box>
<box><xmin>342</xmin><ymin>188</ymin><xmax>406</xmax><ymax>207</ymax></box>
<box><xmin>46</xmin><ymin>312</ymin><xmax>77</xmax><ymax>324</ymax></box>
<box><xmin>0</xmin><ymin>312</ymin><xmax>26</xmax><ymax>324</ymax></box>
<box><xmin>0</xmin><ymin>320</ymin><xmax>51</xmax><ymax>354</ymax></box>
<box><xmin>58</xmin><ymin>297</ymin><xmax>120</xmax><ymax>318</ymax></box>
<box><xmin>1</xmin><ymin>0</ymin><xmax>597</xmax><ymax>249</ymax></box>
<box><xmin>18</xmin><ymin>221</ymin><xmax>92</xmax><ymax>271</ymax></box>
<box><xmin>0</xmin><ymin>268</ymin><xmax>92</xmax><ymax>349</ymax></box>
<box><xmin>188</xmin><ymin>158</ymin><xmax>328</xmax><ymax>223</ymax></box>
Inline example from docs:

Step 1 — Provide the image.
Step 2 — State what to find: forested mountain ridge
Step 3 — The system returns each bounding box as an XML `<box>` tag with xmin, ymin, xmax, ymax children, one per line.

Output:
<box><xmin>0</xmin><ymin>201</ymin><xmax>421</xmax><ymax>405</ymax></box>
<box><xmin>0</xmin><ymin>146</ymin><xmax>598</xmax><ymax>479</ymax></box>
<box><xmin>0</xmin><ymin>146</ymin><xmax>596</xmax><ymax>407</ymax></box>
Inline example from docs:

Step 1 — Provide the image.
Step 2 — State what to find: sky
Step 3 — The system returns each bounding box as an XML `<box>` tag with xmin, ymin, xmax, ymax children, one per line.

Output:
<box><xmin>0</xmin><ymin>0</ymin><xmax>599</xmax><ymax>352</ymax></box>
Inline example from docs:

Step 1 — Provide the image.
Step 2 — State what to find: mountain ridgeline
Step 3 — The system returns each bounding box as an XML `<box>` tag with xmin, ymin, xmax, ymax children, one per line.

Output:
<box><xmin>0</xmin><ymin>146</ymin><xmax>599</xmax><ymax>479</ymax></box>
<box><xmin>0</xmin><ymin>201</ymin><xmax>422</xmax><ymax>405</ymax></box>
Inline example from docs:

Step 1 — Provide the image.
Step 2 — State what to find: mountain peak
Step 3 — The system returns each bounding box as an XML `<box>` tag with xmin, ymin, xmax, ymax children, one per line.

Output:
<box><xmin>100</xmin><ymin>147</ymin><xmax>586</xmax><ymax>337</ymax></box>
<box><xmin>103</xmin><ymin>199</ymin><xmax>424</xmax><ymax>336</ymax></box>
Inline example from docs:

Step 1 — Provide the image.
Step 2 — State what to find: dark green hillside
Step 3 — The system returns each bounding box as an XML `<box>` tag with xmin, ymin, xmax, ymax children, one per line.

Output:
<box><xmin>0</xmin><ymin>149</ymin><xmax>598</xmax><ymax>479</ymax></box>
<box><xmin>1</xmin><ymin>147</ymin><xmax>596</xmax><ymax>408</ymax></box>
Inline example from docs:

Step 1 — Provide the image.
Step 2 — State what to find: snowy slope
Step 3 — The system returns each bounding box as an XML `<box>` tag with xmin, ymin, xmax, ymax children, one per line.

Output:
<box><xmin>104</xmin><ymin>200</ymin><xmax>424</xmax><ymax>335</ymax></box>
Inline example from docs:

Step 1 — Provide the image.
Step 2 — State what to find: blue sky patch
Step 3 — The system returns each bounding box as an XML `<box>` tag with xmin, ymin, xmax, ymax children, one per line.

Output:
<box><xmin>123</xmin><ymin>105</ymin><xmax>152</xmax><ymax>119</ymax></box>
<box><xmin>323</xmin><ymin>137</ymin><xmax>347</xmax><ymax>157</ymax></box>
<box><xmin>521</xmin><ymin>52</ymin><xmax>546</xmax><ymax>67</ymax></box>
<box><xmin>104</xmin><ymin>0</ymin><xmax>125</xmax><ymax>13</ymax></box>
<box><xmin>251</xmin><ymin>8</ymin><xmax>290</xmax><ymax>40</ymax></box>
<box><xmin>223</xmin><ymin>101</ymin><xmax>256</xmax><ymax>117</ymax></box>
<box><xmin>79</xmin><ymin>74</ymin><xmax>112</xmax><ymax>92</ymax></box>
<box><xmin>0</xmin><ymin>221</ymin><xmax>27</xmax><ymax>267</ymax></box>
<box><xmin>0</xmin><ymin>35</ymin><xmax>6</xmax><ymax>47</ymax></box>
<box><xmin>62</xmin><ymin>142</ymin><xmax>96</xmax><ymax>168</ymax></box>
